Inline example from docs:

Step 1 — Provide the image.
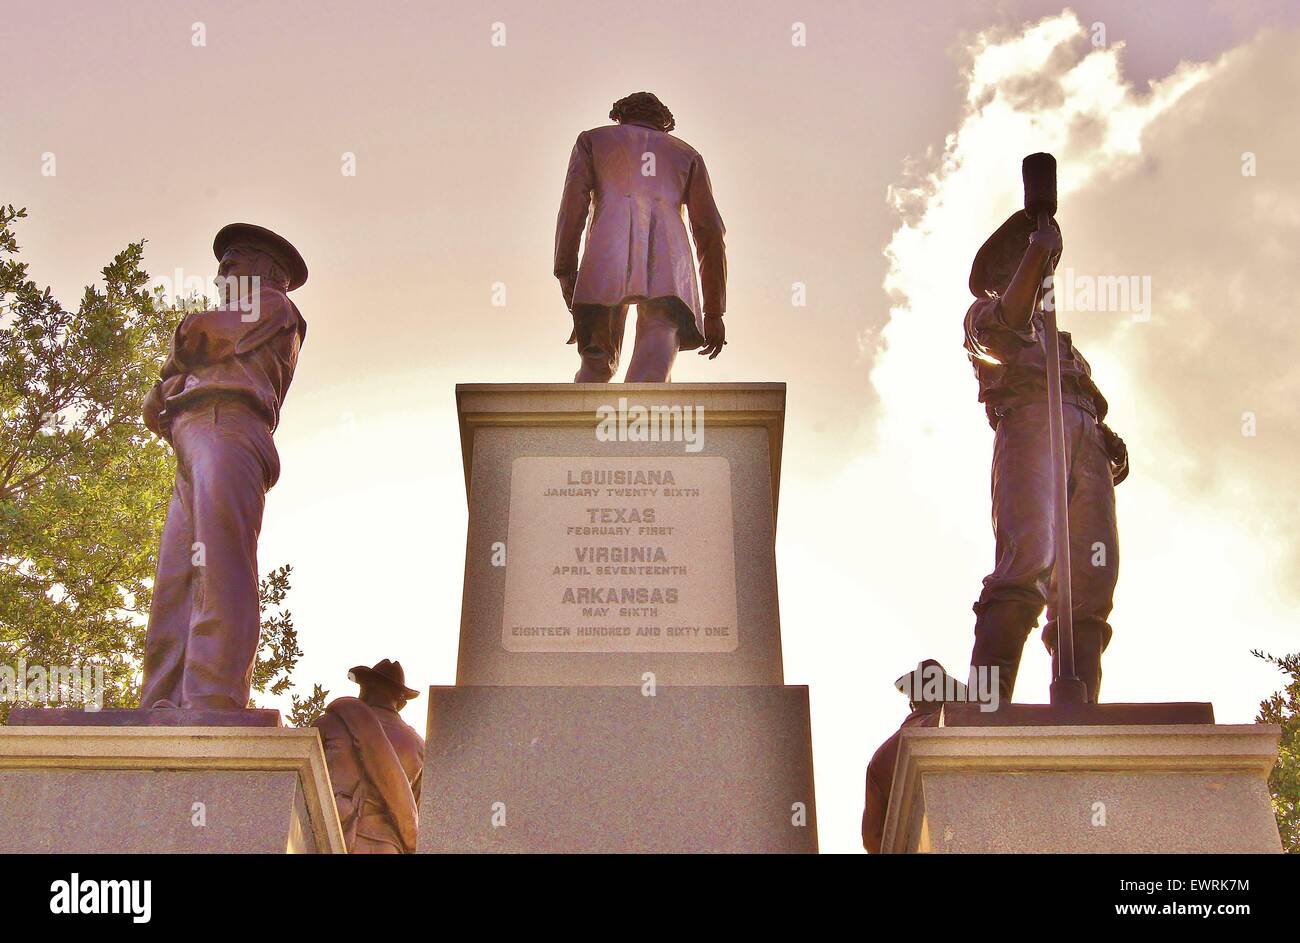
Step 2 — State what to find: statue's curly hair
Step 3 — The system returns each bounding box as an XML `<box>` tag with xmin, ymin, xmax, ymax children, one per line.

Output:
<box><xmin>610</xmin><ymin>92</ymin><xmax>675</xmax><ymax>132</ymax></box>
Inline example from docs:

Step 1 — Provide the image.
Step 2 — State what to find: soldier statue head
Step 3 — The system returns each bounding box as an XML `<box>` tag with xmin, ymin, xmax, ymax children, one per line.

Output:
<box><xmin>609</xmin><ymin>91</ymin><xmax>675</xmax><ymax>132</ymax></box>
<box><xmin>317</xmin><ymin>658</ymin><xmax>425</xmax><ymax>853</ymax></box>
<box><xmin>212</xmin><ymin>222</ymin><xmax>309</xmax><ymax>303</ymax></box>
<box><xmin>348</xmin><ymin>658</ymin><xmax>420</xmax><ymax>712</ymax></box>
<box><xmin>894</xmin><ymin>659</ymin><xmax>969</xmax><ymax>714</ymax></box>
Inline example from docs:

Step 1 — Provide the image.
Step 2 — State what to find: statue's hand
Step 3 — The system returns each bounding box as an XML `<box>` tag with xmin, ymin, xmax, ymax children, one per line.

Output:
<box><xmin>1029</xmin><ymin>223</ymin><xmax>1062</xmax><ymax>262</ymax></box>
<box><xmin>1098</xmin><ymin>422</ymin><xmax>1129</xmax><ymax>486</ymax></box>
<box><xmin>699</xmin><ymin>314</ymin><xmax>726</xmax><ymax>360</ymax></box>
<box><xmin>558</xmin><ymin>274</ymin><xmax>576</xmax><ymax>311</ymax></box>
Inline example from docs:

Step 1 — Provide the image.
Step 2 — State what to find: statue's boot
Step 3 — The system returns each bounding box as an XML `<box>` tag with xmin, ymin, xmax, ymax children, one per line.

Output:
<box><xmin>968</xmin><ymin>599</ymin><xmax>1041</xmax><ymax>704</ymax></box>
<box><xmin>1047</xmin><ymin>618</ymin><xmax>1109</xmax><ymax>703</ymax></box>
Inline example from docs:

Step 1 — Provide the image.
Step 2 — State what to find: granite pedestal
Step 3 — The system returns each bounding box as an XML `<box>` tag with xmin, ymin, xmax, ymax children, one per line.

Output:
<box><xmin>421</xmin><ymin>685</ymin><xmax>816</xmax><ymax>853</ymax></box>
<box><xmin>0</xmin><ymin>723</ymin><xmax>345</xmax><ymax>853</ymax></box>
<box><xmin>879</xmin><ymin>722</ymin><xmax>1283</xmax><ymax>853</ymax></box>
<box><xmin>419</xmin><ymin>383</ymin><xmax>816</xmax><ymax>852</ymax></box>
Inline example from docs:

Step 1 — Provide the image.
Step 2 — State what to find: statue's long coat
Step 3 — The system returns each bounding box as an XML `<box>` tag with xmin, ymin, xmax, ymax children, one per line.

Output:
<box><xmin>314</xmin><ymin>697</ymin><xmax>424</xmax><ymax>853</ymax></box>
<box><xmin>554</xmin><ymin>120</ymin><xmax>727</xmax><ymax>347</ymax></box>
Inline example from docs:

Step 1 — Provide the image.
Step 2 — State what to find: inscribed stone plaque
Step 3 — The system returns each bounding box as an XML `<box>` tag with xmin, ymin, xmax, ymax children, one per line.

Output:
<box><xmin>503</xmin><ymin>456</ymin><xmax>738</xmax><ymax>653</ymax></box>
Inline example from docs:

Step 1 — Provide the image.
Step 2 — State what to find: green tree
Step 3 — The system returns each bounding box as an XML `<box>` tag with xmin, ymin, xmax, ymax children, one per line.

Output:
<box><xmin>1254</xmin><ymin>649</ymin><xmax>1299</xmax><ymax>852</ymax></box>
<box><xmin>252</xmin><ymin>564</ymin><xmax>302</xmax><ymax>699</ymax></box>
<box><xmin>1</xmin><ymin>205</ymin><xmax>173</xmax><ymax>711</ymax></box>
<box><xmin>0</xmin><ymin>206</ymin><xmax>307</xmax><ymax>717</ymax></box>
<box><xmin>288</xmin><ymin>683</ymin><xmax>330</xmax><ymax>728</ymax></box>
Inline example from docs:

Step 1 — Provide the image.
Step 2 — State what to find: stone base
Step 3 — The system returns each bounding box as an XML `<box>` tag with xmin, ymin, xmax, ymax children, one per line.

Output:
<box><xmin>418</xmin><ymin>685</ymin><xmax>817</xmax><ymax>853</ymax></box>
<box><xmin>8</xmin><ymin>707</ymin><xmax>282</xmax><ymax>727</ymax></box>
<box><xmin>0</xmin><ymin>726</ymin><xmax>345</xmax><ymax>853</ymax></box>
<box><xmin>880</xmin><ymin>723</ymin><xmax>1283</xmax><ymax>853</ymax></box>
<box><xmin>941</xmin><ymin>701</ymin><xmax>1215</xmax><ymax>726</ymax></box>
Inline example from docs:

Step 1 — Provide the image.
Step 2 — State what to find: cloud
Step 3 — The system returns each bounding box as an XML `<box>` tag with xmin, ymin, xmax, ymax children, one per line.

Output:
<box><xmin>867</xmin><ymin>8</ymin><xmax>1300</xmax><ymax>653</ymax></box>
<box><xmin>790</xmin><ymin>10</ymin><xmax>1300</xmax><ymax>853</ymax></box>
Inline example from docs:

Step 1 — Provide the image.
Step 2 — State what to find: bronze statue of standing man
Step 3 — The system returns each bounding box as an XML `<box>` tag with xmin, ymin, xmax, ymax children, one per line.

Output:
<box><xmin>963</xmin><ymin>211</ymin><xmax>1129</xmax><ymax>703</ymax></box>
<box><xmin>313</xmin><ymin>659</ymin><xmax>425</xmax><ymax>854</ymax></box>
<box><xmin>140</xmin><ymin>223</ymin><xmax>307</xmax><ymax>711</ymax></box>
<box><xmin>554</xmin><ymin>91</ymin><xmax>728</xmax><ymax>382</ymax></box>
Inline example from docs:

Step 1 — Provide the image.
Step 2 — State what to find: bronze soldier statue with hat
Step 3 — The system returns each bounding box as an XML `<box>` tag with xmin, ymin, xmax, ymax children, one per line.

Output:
<box><xmin>313</xmin><ymin>659</ymin><xmax>425</xmax><ymax>854</ymax></box>
<box><xmin>140</xmin><ymin>223</ymin><xmax>308</xmax><ymax>711</ymax></box>
<box><xmin>963</xmin><ymin>155</ymin><xmax>1129</xmax><ymax>705</ymax></box>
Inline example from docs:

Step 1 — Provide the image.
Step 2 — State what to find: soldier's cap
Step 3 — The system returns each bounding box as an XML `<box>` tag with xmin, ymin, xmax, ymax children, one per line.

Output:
<box><xmin>348</xmin><ymin>658</ymin><xmax>419</xmax><ymax>700</ymax></box>
<box><xmin>969</xmin><ymin>211</ymin><xmax>1062</xmax><ymax>298</ymax></box>
<box><xmin>213</xmin><ymin>222</ymin><xmax>308</xmax><ymax>291</ymax></box>
<box><xmin>894</xmin><ymin>658</ymin><xmax>969</xmax><ymax>708</ymax></box>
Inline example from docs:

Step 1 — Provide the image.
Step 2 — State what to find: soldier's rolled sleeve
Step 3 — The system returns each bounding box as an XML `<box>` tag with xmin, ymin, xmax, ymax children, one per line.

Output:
<box><xmin>963</xmin><ymin>296</ymin><xmax>1037</xmax><ymax>363</ymax></box>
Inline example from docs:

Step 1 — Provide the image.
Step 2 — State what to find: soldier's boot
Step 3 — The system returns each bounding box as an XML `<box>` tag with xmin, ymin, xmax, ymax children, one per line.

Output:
<box><xmin>1047</xmin><ymin>618</ymin><xmax>1109</xmax><ymax>703</ymax></box>
<box><xmin>968</xmin><ymin>600</ymin><xmax>1042</xmax><ymax>704</ymax></box>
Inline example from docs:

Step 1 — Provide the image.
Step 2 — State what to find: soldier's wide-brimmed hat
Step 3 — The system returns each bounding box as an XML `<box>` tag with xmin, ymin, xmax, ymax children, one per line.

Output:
<box><xmin>213</xmin><ymin>222</ymin><xmax>309</xmax><ymax>290</ymax></box>
<box><xmin>968</xmin><ymin>211</ymin><xmax>1062</xmax><ymax>298</ymax></box>
<box><xmin>348</xmin><ymin>659</ymin><xmax>419</xmax><ymax>700</ymax></box>
<box><xmin>894</xmin><ymin>658</ymin><xmax>969</xmax><ymax>705</ymax></box>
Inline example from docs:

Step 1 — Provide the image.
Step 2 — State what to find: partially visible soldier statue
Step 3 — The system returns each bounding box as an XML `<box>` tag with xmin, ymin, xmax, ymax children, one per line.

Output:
<box><xmin>140</xmin><ymin>223</ymin><xmax>307</xmax><ymax>710</ymax></box>
<box><xmin>554</xmin><ymin>91</ymin><xmax>728</xmax><ymax>382</ymax></box>
<box><xmin>861</xmin><ymin>660</ymin><xmax>961</xmax><ymax>853</ymax></box>
<box><xmin>313</xmin><ymin>659</ymin><xmax>425</xmax><ymax>854</ymax></box>
<box><xmin>963</xmin><ymin>213</ymin><xmax>1129</xmax><ymax>703</ymax></box>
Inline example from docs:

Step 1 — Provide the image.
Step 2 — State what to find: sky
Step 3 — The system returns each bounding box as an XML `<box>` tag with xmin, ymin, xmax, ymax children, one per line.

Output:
<box><xmin>4</xmin><ymin>1</ymin><xmax>1299</xmax><ymax>853</ymax></box>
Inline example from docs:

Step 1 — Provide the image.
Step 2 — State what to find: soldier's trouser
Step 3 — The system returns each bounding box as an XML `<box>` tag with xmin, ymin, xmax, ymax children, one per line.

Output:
<box><xmin>969</xmin><ymin>402</ymin><xmax>1118</xmax><ymax>702</ymax></box>
<box><xmin>573</xmin><ymin>298</ymin><xmax>680</xmax><ymax>382</ymax></box>
<box><xmin>140</xmin><ymin>398</ymin><xmax>280</xmax><ymax>710</ymax></box>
